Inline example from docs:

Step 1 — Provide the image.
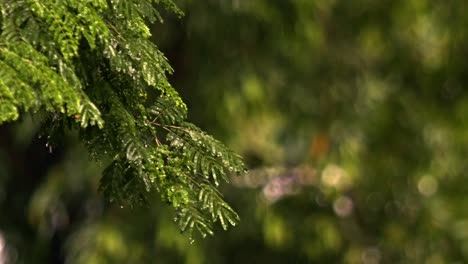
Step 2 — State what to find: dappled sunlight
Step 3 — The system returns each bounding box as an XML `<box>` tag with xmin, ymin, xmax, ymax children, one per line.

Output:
<box><xmin>3</xmin><ymin>0</ymin><xmax>468</xmax><ymax>262</ymax></box>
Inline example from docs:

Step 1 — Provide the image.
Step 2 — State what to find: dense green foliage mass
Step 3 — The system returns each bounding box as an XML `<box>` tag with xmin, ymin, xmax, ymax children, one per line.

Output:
<box><xmin>0</xmin><ymin>0</ymin><xmax>244</xmax><ymax>238</ymax></box>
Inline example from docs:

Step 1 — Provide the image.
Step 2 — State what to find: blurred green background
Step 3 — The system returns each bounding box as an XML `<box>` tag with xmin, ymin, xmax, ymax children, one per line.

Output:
<box><xmin>2</xmin><ymin>0</ymin><xmax>468</xmax><ymax>263</ymax></box>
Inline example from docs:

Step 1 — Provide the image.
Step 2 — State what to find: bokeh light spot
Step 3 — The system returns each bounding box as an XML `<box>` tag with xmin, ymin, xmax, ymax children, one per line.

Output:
<box><xmin>417</xmin><ymin>175</ymin><xmax>438</xmax><ymax>197</ymax></box>
<box><xmin>333</xmin><ymin>196</ymin><xmax>354</xmax><ymax>217</ymax></box>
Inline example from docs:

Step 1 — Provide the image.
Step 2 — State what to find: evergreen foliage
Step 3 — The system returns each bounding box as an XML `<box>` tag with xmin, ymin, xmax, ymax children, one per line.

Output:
<box><xmin>0</xmin><ymin>0</ymin><xmax>245</xmax><ymax>237</ymax></box>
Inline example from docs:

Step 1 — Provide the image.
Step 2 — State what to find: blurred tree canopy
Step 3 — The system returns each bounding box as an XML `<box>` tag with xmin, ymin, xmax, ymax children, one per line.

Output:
<box><xmin>3</xmin><ymin>0</ymin><xmax>468</xmax><ymax>263</ymax></box>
